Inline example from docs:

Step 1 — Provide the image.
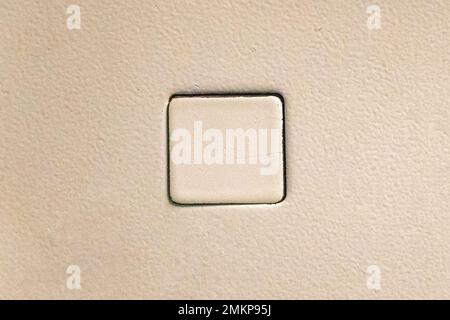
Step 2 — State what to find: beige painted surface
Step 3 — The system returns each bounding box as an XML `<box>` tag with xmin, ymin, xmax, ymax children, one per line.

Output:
<box><xmin>0</xmin><ymin>0</ymin><xmax>449</xmax><ymax>299</ymax></box>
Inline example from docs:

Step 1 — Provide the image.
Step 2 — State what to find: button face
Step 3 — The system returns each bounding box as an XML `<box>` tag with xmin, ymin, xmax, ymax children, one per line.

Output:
<box><xmin>168</xmin><ymin>94</ymin><xmax>285</xmax><ymax>205</ymax></box>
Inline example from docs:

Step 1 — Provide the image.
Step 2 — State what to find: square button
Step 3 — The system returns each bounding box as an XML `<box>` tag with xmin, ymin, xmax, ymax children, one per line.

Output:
<box><xmin>168</xmin><ymin>94</ymin><xmax>285</xmax><ymax>205</ymax></box>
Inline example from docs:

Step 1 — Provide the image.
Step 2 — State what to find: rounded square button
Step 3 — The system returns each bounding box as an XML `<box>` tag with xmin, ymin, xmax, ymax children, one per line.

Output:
<box><xmin>168</xmin><ymin>94</ymin><xmax>285</xmax><ymax>205</ymax></box>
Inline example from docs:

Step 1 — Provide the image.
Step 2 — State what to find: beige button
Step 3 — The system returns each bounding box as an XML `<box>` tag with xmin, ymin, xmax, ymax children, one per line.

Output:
<box><xmin>168</xmin><ymin>95</ymin><xmax>285</xmax><ymax>205</ymax></box>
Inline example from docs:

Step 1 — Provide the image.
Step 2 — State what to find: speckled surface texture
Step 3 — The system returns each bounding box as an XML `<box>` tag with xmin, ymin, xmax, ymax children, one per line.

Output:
<box><xmin>0</xmin><ymin>0</ymin><xmax>449</xmax><ymax>299</ymax></box>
